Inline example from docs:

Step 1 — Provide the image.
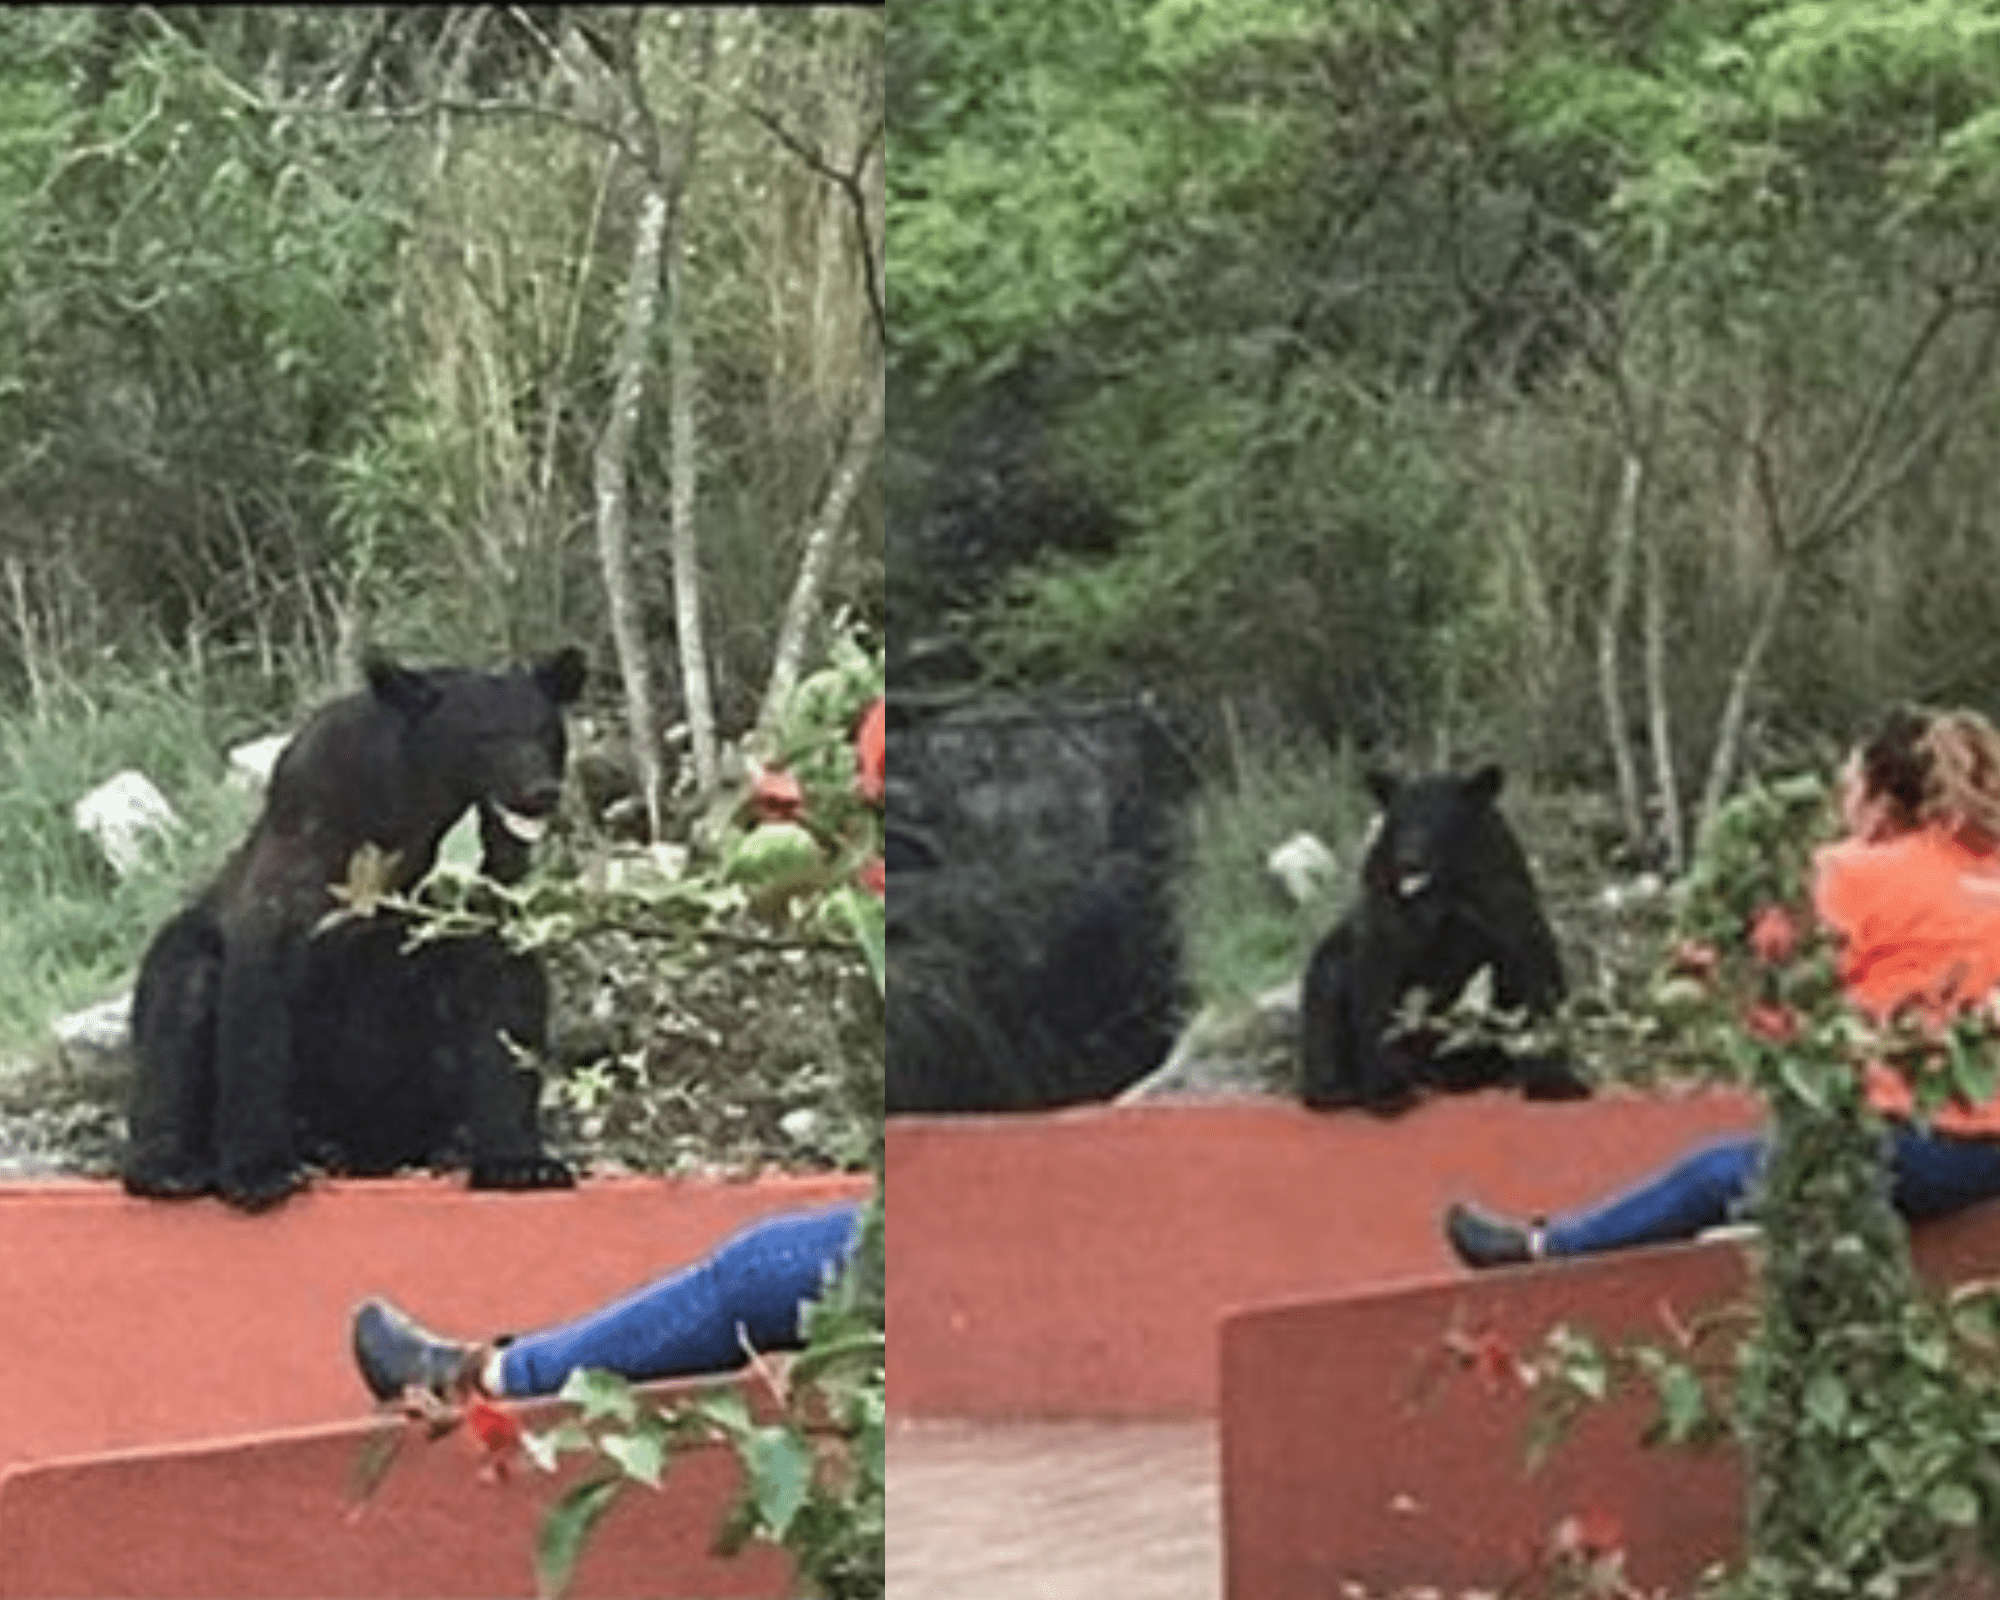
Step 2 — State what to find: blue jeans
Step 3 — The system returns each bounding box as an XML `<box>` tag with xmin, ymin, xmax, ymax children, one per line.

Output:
<box><xmin>497</xmin><ymin>1202</ymin><xmax>862</xmax><ymax>1396</ymax></box>
<box><xmin>1542</xmin><ymin>1125</ymin><xmax>2000</xmax><ymax>1256</ymax></box>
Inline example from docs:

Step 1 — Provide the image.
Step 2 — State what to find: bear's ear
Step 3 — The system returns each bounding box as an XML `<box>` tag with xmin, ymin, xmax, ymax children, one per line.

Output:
<box><xmin>1466</xmin><ymin>763</ymin><xmax>1504</xmax><ymax>803</ymax></box>
<box><xmin>534</xmin><ymin>646</ymin><xmax>588</xmax><ymax>706</ymax></box>
<box><xmin>364</xmin><ymin>655</ymin><xmax>444</xmax><ymax>718</ymax></box>
<box><xmin>1365</xmin><ymin>769</ymin><xmax>1400</xmax><ymax>809</ymax></box>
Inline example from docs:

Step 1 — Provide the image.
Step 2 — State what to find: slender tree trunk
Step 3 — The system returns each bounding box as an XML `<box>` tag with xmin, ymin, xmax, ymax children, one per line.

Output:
<box><xmin>1697</xmin><ymin>559</ymin><xmax>1791</xmax><ymax>844</ymax></box>
<box><xmin>1641</xmin><ymin>533</ymin><xmax>1682</xmax><ymax>873</ymax></box>
<box><xmin>1595</xmin><ymin>448</ymin><xmax>1646</xmax><ymax>856</ymax></box>
<box><xmin>667</xmin><ymin>239</ymin><xmax>719</xmax><ymax>796</ymax></box>
<box><xmin>593</xmin><ymin>183</ymin><xmax>670</xmax><ymax>839</ymax></box>
<box><xmin>587</xmin><ymin>11</ymin><xmax>716</xmax><ymax>834</ymax></box>
<box><xmin>755</xmin><ymin>371</ymin><xmax>885</xmax><ymax>746</ymax></box>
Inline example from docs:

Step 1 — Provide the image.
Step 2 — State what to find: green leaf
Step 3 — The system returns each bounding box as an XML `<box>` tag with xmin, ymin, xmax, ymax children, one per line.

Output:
<box><xmin>435</xmin><ymin>805</ymin><xmax>484</xmax><ymax>874</ymax></box>
<box><xmin>347</xmin><ymin>1420</ymin><xmax>406</xmax><ymax>1506</ymax></box>
<box><xmin>1947</xmin><ymin>1025</ymin><xmax>2000</xmax><ymax>1110</ymax></box>
<box><xmin>1454</xmin><ymin>964</ymin><xmax>1496</xmax><ymax>1017</ymax></box>
<box><xmin>557</xmin><ymin>1368</ymin><xmax>639</xmax><ymax>1425</ymax></box>
<box><xmin>521</xmin><ymin>1418</ymin><xmax>595</xmax><ymax>1474</ymax></box>
<box><xmin>599</xmin><ymin>1426</ymin><xmax>669</xmax><ymax>1489</ymax></box>
<box><xmin>744</xmin><ymin>1425</ymin><xmax>815</xmax><ymax>1540</ymax></box>
<box><xmin>1654</xmin><ymin>1363</ymin><xmax>1711</xmax><ymax>1444</ymax></box>
<box><xmin>1804</xmin><ymin>1369</ymin><xmax>1848</xmax><ymax>1435</ymax></box>
<box><xmin>1928</xmin><ymin>1482</ymin><xmax>1980</xmax><ymax>1528</ymax></box>
<box><xmin>694</xmin><ymin>1386</ymin><xmax>752</xmax><ymax>1439</ymax></box>
<box><xmin>536</xmin><ymin>1476</ymin><xmax>624</xmax><ymax>1600</ymax></box>
<box><xmin>784</xmin><ymin>1328</ymin><xmax>887</xmax><ymax>1389</ymax></box>
<box><xmin>820</xmin><ymin>885</ymin><xmax>886</xmax><ymax>996</ymax></box>
<box><xmin>724</xmin><ymin>823</ymin><xmax>827</xmax><ymax>894</ymax></box>
<box><xmin>1777</xmin><ymin>1051</ymin><xmax>1828</xmax><ymax>1112</ymax></box>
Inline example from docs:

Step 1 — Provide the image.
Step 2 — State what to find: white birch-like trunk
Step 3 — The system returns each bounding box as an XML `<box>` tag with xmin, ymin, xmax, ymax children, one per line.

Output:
<box><xmin>667</xmin><ymin>240</ymin><xmax>718</xmax><ymax>796</ymax></box>
<box><xmin>1595</xmin><ymin>448</ymin><xmax>1646</xmax><ymax>855</ymax></box>
<box><xmin>755</xmin><ymin>372</ymin><xmax>884</xmax><ymax>747</ymax></box>
<box><xmin>593</xmin><ymin>183</ymin><xmax>669</xmax><ymax>839</ymax></box>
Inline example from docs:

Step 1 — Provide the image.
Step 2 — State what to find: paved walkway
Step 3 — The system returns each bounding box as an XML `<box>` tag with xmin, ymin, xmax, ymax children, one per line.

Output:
<box><xmin>887</xmin><ymin>1419</ymin><xmax>1221</xmax><ymax>1600</ymax></box>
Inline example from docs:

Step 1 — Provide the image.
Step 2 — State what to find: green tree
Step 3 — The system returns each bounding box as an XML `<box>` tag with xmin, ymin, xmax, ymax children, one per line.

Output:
<box><xmin>895</xmin><ymin>0</ymin><xmax>2000</xmax><ymax>815</ymax></box>
<box><xmin>0</xmin><ymin>6</ymin><xmax>882</xmax><ymax>783</ymax></box>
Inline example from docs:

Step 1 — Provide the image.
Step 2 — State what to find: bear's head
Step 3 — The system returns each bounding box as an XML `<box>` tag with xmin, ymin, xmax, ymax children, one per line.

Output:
<box><xmin>1360</xmin><ymin>763</ymin><xmax>1512</xmax><ymax>913</ymax></box>
<box><xmin>363</xmin><ymin>646</ymin><xmax>588</xmax><ymax>883</ymax></box>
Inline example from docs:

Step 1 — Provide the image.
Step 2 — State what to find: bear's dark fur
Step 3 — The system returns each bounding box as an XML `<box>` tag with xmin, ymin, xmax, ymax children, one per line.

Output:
<box><xmin>1299</xmin><ymin>764</ymin><xmax>1590</xmax><ymax>1114</ymax></box>
<box><xmin>122</xmin><ymin>648</ymin><xmax>588</xmax><ymax>1210</ymax></box>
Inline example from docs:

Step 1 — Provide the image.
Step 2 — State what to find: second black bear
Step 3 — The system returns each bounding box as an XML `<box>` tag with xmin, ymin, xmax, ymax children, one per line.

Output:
<box><xmin>1299</xmin><ymin>764</ymin><xmax>1591</xmax><ymax>1115</ymax></box>
<box><xmin>122</xmin><ymin>648</ymin><xmax>588</xmax><ymax>1210</ymax></box>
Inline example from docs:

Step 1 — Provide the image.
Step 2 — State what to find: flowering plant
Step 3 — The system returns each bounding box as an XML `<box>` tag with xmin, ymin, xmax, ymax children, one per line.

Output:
<box><xmin>1459</xmin><ymin>774</ymin><xmax>2000</xmax><ymax>1598</ymax></box>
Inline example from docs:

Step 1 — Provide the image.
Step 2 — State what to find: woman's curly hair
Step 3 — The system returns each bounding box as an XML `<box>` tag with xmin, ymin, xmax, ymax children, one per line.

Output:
<box><xmin>1861</xmin><ymin>704</ymin><xmax>2000</xmax><ymax>847</ymax></box>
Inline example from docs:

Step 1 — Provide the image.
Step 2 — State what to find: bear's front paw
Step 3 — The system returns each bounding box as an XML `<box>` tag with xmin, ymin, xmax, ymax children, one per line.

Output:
<box><xmin>219</xmin><ymin>1163</ymin><xmax>310</xmax><ymax>1213</ymax></box>
<box><xmin>122</xmin><ymin>1158</ymin><xmax>218</xmax><ymax>1200</ymax></box>
<box><xmin>1360</xmin><ymin>1085</ymin><xmax>1425</xmax><ymax>1119</ymax></box>
<box><xmin>468</xmin><ymin>1153</ymin><xmax>576</xmax><ymax>1191</ymax></box>
<box><xmin>1518</xmin><ymin>1057</ymin><xmax>1594</xmax><ymax>1101</ymax></box>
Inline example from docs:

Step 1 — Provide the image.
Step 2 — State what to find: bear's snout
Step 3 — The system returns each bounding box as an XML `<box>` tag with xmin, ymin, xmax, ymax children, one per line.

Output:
<box><xmin>489</xmin><ymin>779</ymin><xmax>562</xmax><ymax>844</ymax></box>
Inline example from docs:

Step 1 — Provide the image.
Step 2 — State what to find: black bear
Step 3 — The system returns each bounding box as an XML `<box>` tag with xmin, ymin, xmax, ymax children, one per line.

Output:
<box><xmin>1299</xmin><ymin>764</ymin><xmax>1590</xmax><ymax>1114</ymax></box>
<box><xmin>122</xmin><ymin>648</ymin><xmax>588</xmax><ymax>1210</ymax></box>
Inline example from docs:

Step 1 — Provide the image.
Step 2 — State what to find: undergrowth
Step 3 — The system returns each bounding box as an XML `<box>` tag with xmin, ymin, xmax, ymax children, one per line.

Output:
<box><xmin>0</xmin><ymin>658</ymin><xmax>282</xmax><ymax>1054</ymax></box>
<box><xmin>1172</xmin><ymin>737</ymin><xmax>1370</xmax><ymax>1008</ymax></box>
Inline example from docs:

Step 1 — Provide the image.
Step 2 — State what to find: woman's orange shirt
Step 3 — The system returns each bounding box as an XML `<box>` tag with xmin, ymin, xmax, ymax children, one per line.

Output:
<box><xmin>1813</xmin><ymin>826</ymin><xmax>2000</xmax><ymax>1134</ymax></box>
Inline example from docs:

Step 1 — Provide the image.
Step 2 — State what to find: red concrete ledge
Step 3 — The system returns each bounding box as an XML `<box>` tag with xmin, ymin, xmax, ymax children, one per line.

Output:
<box><xmin>886</xmin><ymin>1091</ymin><xmax>1763</xmax><ymax>1418</ymax></box>
<box><xmin>0</xmin><ymin>1396</ymin><xmax>788</xmax><ymax>1600</ymax></box>
<box><xmin>1220</xmin><ymin>1200</ymin><xmax>2000</xmax><ymax>1599</ymax></box>
<box><xmin>0</xmin><ymin>1170</ymin><xmax>870</xmax><ymax>1598</ymax></box>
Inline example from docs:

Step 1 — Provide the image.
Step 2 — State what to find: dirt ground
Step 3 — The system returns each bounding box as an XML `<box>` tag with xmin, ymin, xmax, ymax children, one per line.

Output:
<box><xmin>0</xmin><ymin>926</ymin><xmax>878</xmax><ymax>1184</ymax></box>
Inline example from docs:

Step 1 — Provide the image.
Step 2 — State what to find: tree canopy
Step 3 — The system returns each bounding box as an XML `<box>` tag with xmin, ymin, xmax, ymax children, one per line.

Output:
<box><xmin>895</xmin><ymin>0</ymin><xmax>2000</xmax><ymax>858</ymax></box>
<box><xmin>0</xmin><ymin>5</ymin><xmax>882</xmax><ymax>749</ymax></box>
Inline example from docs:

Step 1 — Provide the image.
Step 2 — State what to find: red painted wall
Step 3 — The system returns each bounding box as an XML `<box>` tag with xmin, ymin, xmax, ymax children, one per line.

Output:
<box><xmin>0</xmin><ymin>1407</ymin><xmax>789</xmax><ymax>1600</ymax></box>
<box><xmin>1221</xmin><ymin>1201</ymin><xmax>2000</xmax><ymax>1599</ymax></box>
<box><xmin>0</xmin><ymin>1172</ymin><xmax>865</xmax><ymax>1474</ymax></box>
<box><xmin>0</xmin><ymin>1171</ymin><xmax>870</xmax><ymax>1598</ymax></box>
<box><xmin>886</xmin><ymin>1091</ymin><xmax>1764</xmax><ymax>1418</ymax></box>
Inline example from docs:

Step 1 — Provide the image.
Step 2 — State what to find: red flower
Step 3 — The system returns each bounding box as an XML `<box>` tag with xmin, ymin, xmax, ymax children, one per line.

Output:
<box><xmin>1748</xmin><ymin>903</ymin><xmax>1801</xmax><ymax>967</ymax></box>
<box><xmin>752</xmin><ymin>767</ymin><xmax>806</xmax><ymax>823</ymax></box>
<box><xmin>1445</xmin><ymin>1324</ymin><xmax>1524</xmax><ymax>1394</ymax></box>
<box><xmin>854</xmin><ymin>697</ymin><xmax>885</xmax><ymax>806</ymax></box>
<box><xmin>1669</xmin><ymin>939</ymin><xmax>1721</xmax><ymax>983</ymax></box>
<box><xmin>465</xmin><ymin>1396</ymin><xmax>522</xmax><ymax>1483</ymax></box>
<box><xmin>857</xmin><ymin>856</ymin><xmax>885</xmax><ymax>898</ymax></box>
<box><xmin>1744</xmin><ymin>1001</ymin><xmax>1801</xmax><ymax>1045</ymax></box>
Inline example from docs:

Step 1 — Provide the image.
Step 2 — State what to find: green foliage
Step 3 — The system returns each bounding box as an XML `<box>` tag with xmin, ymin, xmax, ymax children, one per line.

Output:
<box><xmin>510</xmin><ymin>650</ymin><xmax>883</xmax><ymax>1597</ymax></box>
<box><xmin>343</xmin><ymin>629</ymin><xmax>884</xmax><ymax>1594</ymax></box>
<box><xmin>0</xmin><ymin>7</ymin><xmax>881</xmax><ymax>737</ymax></box>
<box><xmin>373</xmin><ymin>637</ymin><xmax>885</xmax><ymax>1173</ymax></box>
<box><xmin>368</xmin><ymin>838</ymin><xmax>880</xmax><ymax>1176</ymax></box>
<box><xmin>986</xmin><ymin>381</ymin><xmax>1478</xmax><ymax>748</ymax></box>
<box><xmin>0</xmin><ymin>656</ymin><xmax>275</xmax><ymax>1051</ymax></box>
<box><xmin>1173</xmin><ymin>736</ymin><xmax>1368</xmax><ymax>1007</ymax></box>
<box><xmin>897</xmin><ymin>0</ymin><xmax>2000</xmax><ymax>806</ymax></box>
<box><xmin>1501</xmin><ymin>775</ymin><xmax>2000</xmax><ymax>1598</ymax></box>
<box><xmin>761</xmin><ymin>632</ymin><xmax>886</xmax><ymax>878</ymax></box>
<box><xmin>0</xmin><ymin>10</ymin><xmax>411</xmax><ymax>676</ymax></box>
